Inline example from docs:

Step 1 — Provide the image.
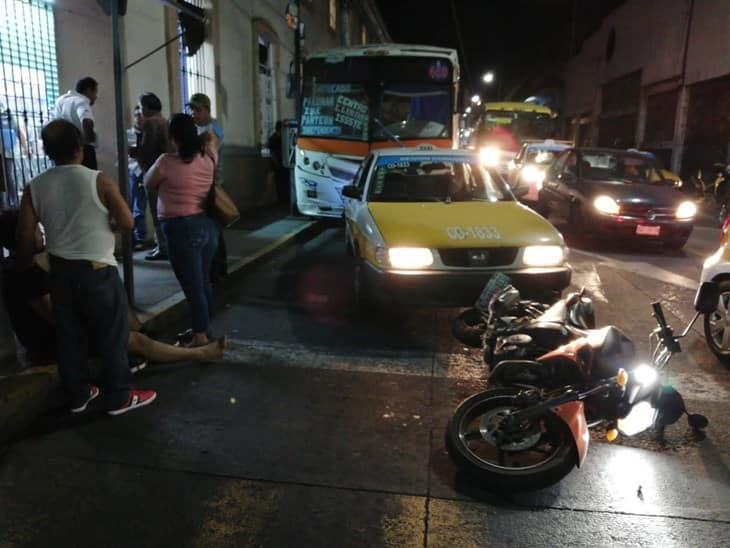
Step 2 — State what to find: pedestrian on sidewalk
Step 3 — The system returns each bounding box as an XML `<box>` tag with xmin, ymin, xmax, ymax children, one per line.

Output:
<box><xmin>132</xmin><ymin>93</ymin><xmax>171</xmax><ymax>260</ymax></box>
<box><xmin>53</xmin><ymin>77</ymin><xmax>98</xmax><ymax>170</ymax></box>
<box><xmin>0</xmin><ymin>100</ymin><xmax>30</xmax><ymax>209</ymax></box>
<box><xmin>127</xmin><ymin>105</ymin><xmax>147</xmax><ymax>249</ymax></box>
<box><xmin>145</xmin><ymin>113</ymin><xmax>219</xmax><ymax>347</ymax></box>
<box><xmin>267</xmin><ymin>120</ymin><xmax>290</xmax><ymax>204</ymax></box>
<box><xmin>15</xmin><ymin>120</ymin><xmax>156</xmax><ymax>415</ymax></box>
<box><xmin>188</xmin><ymin>93</ymin><xmax>228</xmax><ymax>285</ymax></box>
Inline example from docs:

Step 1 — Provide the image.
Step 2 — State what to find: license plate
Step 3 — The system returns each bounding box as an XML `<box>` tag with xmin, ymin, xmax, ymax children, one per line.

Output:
<box><xmin>636</xmin><ymin>225</ymin><xmax>661</xmax><ymax>236</ymax></box>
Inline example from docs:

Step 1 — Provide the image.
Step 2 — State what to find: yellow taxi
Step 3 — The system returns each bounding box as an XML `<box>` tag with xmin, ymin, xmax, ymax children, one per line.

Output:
<box><xmin>341</xmin><ymin>147</ymin><xmax>572</xmax><ymax>307</ymax></box>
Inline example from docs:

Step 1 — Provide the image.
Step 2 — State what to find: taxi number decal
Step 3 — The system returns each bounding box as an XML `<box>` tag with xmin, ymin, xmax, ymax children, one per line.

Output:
<box><xmin>447</xmin><ymin>226</ymin><xmax>501</xmax><ymax>240</ymax></box>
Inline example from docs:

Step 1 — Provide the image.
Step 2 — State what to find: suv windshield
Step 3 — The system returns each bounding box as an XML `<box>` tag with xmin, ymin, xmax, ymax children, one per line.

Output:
<box><xmin>368</xmin><ymin>155</ymin><xmax>512</xmax><ymax>203</ymax></box>
<box><xmin>580</xmin><ymin>152</ymin><xmax>663</xmax><ymax>183</ymax></box>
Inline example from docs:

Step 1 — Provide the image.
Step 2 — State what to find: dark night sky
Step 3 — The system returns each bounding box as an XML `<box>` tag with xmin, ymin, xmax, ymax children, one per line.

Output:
<box><xmin>374</xmin><ymin>0</ymin><xmax>626</xmax><ymax>102</ymax></box>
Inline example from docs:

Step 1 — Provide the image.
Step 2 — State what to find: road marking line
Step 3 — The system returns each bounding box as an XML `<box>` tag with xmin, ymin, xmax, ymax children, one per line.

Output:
<box><xmin>571</xmin><ymin>249</ymin><xmax>699</xmax><ymax>290</ymax></box>
<box><xmin>222</xmin><ymin>338</ymin><xmax>730</xmax><ymax>401</ymax></box>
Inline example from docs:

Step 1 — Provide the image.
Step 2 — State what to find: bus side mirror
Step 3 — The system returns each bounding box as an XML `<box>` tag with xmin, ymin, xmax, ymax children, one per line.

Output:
<box><xmin>342</xmin><ymin>185</ymin><xmax>362</xmax><ymax>200</ymax></box>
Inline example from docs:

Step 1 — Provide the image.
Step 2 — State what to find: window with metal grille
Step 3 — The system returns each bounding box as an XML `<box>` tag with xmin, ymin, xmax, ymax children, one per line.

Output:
<box><xmin>179</xmin><ymin>0</ymin><xmax>216</xmax><ymax>117</ymax></box>
<box><xmin>0</xmin><ymin>0</ymin><xmax>58</xmax><ymax>208</ymax></box>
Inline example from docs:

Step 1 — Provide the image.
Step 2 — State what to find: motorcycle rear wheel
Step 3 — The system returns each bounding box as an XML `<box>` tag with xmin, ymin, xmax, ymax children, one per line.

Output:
<box><xmin>446</xmin><ymin>387</ymin><xmax>578</xmax><ymax>491</ymax></box>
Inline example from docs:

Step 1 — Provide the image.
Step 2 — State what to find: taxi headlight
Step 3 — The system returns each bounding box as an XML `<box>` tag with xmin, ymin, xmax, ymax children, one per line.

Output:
<box><xmin>479</xmin><ymin>146</ymin><xmax>501</xmax><ymax>167</ymax></box>
<box><xmin>521</xmin><ymin>165</ymin><xmax>546</xmax><ymax>185</ymax></box>
<box><xmin>523</xmin><ymin>245</ymin><xmax>565</xmax><ymax>267</ymax></box>
<box><xmin>676</xmin><ymin>201</ymin><xmax>697</xmax><ymax>220</ymax></box>
<box><xmin>388</xmin><ymin>247</ymin><xmax>434</xmax><ymax>269</ymax></box>
<box><xmin>594</xmin><ymin>195</ymin><xmax>620</xmax><ymax>215</ymax></box>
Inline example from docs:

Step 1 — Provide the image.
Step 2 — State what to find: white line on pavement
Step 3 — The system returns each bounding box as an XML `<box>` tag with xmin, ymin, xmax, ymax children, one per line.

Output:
<box><xmin>571</xmin><ymin>249</ymin><xmax>700</xmax><ymax>290</ymax></box>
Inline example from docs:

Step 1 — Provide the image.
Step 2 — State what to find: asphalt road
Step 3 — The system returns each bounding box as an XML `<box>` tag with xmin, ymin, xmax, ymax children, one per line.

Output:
<box><xmin>2</xmin><ymin>222</ymin><xmax>730</xmax><ymax>547</ymax></box>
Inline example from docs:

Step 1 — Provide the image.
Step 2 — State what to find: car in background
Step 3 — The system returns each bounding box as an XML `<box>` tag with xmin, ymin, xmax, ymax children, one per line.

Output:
<box><xmin>341</xmin><ymin>146</ymin><xmax>571</xmax><ymax>308</ymax></box>
<box><xmin>700</xmin><ymin>216</ymin><xmax>730</xmax><ymax>363</ymax></box>
<box><xmin>507</xmin><ymin>140</ymin><xmax>572</xmax><ymax>213</ymax></box>
<box><xmin>538</xmin><ymin>148</ymin><xmax>697</xmax><ymax>249</ymax></box>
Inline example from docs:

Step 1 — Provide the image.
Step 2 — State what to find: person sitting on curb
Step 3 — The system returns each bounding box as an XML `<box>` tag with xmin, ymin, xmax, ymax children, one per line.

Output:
<box><xmin>0</xmin><ymin>209</ymin><xmax>227</xmax><ymax>369</ymax></box>
<box><xmin>15</xmin><ymin>120</ymin><xmax>154</xmax><ymax>415</ymax></box>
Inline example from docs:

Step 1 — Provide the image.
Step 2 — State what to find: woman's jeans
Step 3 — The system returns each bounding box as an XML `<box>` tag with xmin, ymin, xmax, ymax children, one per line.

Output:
<box><xmin>162</xmin><ymin>214</ymin><xmax>219</xmax><ymax>334</ymax></box>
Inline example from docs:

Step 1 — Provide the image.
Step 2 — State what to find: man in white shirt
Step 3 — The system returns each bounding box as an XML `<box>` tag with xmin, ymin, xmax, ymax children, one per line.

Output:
<box><xmin>16</xmin><ymin>119</ymin><xmax>157</xmax><ymax>416</ymax></box>
<box><xmin>53</xmin><ymin>77</ymin><xmax>98</xmax><ymax>169</ymax></box>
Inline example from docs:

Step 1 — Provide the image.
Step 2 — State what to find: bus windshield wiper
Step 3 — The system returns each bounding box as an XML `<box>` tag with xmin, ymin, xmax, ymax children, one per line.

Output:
<box><xmin>373</xmin><ymin>117</ymin><xmax>406</xmax><ymax>147</ymax></box>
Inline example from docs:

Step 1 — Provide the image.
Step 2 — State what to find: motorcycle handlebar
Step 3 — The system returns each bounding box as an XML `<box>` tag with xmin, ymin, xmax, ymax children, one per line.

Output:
<box><xmin>652</xmin><ymin>302</ymin><xmax>668</xmax><ymax>330</ymax></box>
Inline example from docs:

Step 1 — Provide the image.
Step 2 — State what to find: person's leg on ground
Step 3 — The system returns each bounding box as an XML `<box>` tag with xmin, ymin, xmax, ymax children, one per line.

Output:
<box><xmin>128</xmin><ymin>331</ymin><xmax>226</xmax><ymax>362</ymax></box>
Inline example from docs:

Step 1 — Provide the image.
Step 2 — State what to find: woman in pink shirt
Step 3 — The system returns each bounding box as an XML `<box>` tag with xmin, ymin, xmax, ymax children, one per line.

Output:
<box><xmin>145</xmin><ymin>113</ymin><xmax>218</xmax><ymax>347</ymax></box>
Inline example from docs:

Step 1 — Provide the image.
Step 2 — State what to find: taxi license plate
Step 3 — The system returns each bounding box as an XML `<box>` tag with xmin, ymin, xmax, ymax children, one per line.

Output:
<box><xmin>636</xmin><ymin>225</ymin><xmax>661</xmax><ymax>236</ymax></box>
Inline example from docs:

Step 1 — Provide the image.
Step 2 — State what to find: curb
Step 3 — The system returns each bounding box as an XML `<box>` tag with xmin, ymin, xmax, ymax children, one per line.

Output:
<box><xmin>0</xmin><ymin>219</ymin><xmax>319</xmax><ymax>446</ymax></box>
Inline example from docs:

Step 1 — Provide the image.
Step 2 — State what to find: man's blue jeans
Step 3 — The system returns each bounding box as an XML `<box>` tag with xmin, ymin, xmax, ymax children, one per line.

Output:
<box><xmin>49</xmin><ymin>256</ymin><xmax>131</xmax><ymax>409</ymax></box>
<box><xmin>162</xmin><ymin>214</ymin><xmax>219</xmax><ymax>334</ymax></box>
<box><xmin>128</xmin><ymin>170</ymin><xmax>147</xmax><ymax>244</ymax></box>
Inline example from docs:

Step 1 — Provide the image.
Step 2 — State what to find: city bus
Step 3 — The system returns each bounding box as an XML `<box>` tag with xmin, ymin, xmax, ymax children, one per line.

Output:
<box><xmin>469</xmin><ymin>102</ymin><xmax>556</xmax><ymax>169</ymax></box>
<box><xmin>295</xmin><ymin>44</ymin><xmax>460</xmax><ymax>218</ymax></box>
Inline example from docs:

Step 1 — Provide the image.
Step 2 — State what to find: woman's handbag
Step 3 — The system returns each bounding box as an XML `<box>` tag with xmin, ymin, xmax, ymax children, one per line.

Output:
<box><xmin>206</xmin><ymin>183</ymin><xmax>240</xmax><ymax>227</ymax></box>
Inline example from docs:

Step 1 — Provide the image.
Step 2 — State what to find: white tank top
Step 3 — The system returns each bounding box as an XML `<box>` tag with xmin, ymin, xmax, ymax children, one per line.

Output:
<box><xmin>30</xmin><ymin>164</ymin><xmax>117</xmax><ymax>266</ymax></box>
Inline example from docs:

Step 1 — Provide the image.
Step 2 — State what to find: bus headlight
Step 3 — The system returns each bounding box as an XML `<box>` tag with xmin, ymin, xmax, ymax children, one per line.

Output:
<box><xmin>523</xmin><ymin>245</ymin><xmax>565</xmax><ymax>267</ymax></box>
<box><xmin>388</xmin><ymin>247</ymin><xmax>434</xmax><ymax>269</ymax></box>
<box><xmin>479</xmin><ymin>146</ymin><xmax>501</xmax><ymax>167</ymax></box>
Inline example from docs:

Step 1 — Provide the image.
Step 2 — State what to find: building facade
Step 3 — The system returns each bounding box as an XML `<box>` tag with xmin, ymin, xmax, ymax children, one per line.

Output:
<box><xmin>562</xmin><ymin>0</ymin><xmax>730</xmax><ymax>176</ymax></box>
<box><xmin>0</xmin><ymin>0</ymin><xmax>389</xmax><ymax>362</ymax></box>
<box><xmin>0</xmin><ymin>0</ymin><xmax>390</xmax><ymax>210</ymax></box>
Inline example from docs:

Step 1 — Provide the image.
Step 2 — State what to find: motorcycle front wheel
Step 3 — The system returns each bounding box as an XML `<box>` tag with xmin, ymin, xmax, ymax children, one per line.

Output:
<box><xmin>446</xmin><ymin>387</ymin><xmax>578</xmax><ymax>491</ymax></box>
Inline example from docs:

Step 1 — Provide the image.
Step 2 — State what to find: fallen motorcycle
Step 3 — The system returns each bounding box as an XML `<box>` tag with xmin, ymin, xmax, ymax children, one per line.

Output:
<box><xmin>445</xmin><ymin>282</ymin><xmax>716</xmax><ymax>492</ymax></box>
<box><xmin>451</xmin><ymin>274</ymin><xmax>595</xmax><ymax>365</ymax></box>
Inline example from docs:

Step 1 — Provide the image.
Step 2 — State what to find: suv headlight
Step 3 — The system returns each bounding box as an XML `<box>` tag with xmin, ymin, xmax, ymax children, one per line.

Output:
<box><xmin>385</xmin><ymin>247</ymin><xmax>434</xmax><ymax>269</ymax></box>
<box><xmin>523</xmin><ymin>245</ymin><xmax>565</xmax><ymax>267</ymax></box>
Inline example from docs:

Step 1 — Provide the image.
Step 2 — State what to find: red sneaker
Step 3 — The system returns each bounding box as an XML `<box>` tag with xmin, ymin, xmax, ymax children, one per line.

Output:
<box><xmin>107</xmin><ymin>389</ymin><xmax>157</xmax><ymax>416</ymax></box>
<box><xmin>70</xmin><ymin>385</ymin><xmax>100</xmax><ymax>413</ymax></box>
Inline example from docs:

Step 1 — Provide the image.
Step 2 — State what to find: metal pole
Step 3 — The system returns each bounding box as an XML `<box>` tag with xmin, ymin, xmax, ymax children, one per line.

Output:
<box><xmin>111</xmin><ymin>0</ymin><xmax>134</xmax><ymax>303</ymax></box>
<box><xmin>290</xmin><ymin>0</ymin><xmax>301</xmax><ymax>217</ymax></box>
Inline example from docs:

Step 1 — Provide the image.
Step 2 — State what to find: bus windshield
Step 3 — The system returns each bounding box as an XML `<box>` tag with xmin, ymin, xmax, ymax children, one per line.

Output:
<box><xmin>477</xmin><ymin>110</ymin><xmax>553</xmax><ymax>148</ymax></box>
<box><xmin>300</xmin><ymin>56</ymin><xmax>454</xmax><ymax>142</ymax></box>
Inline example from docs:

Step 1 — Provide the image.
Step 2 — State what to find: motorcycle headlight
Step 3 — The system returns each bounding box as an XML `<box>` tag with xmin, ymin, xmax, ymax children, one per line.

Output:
<box><xmin>617</xmin><ymin>401</ymin><xmax>657</xmax><ymax>436</ymax></box>
<box><xmin>594</xmin><ymin>195</ymin><xmax>620</xmax><ymax>215</ymax></box>
<box><xmin>521</xmin><ymin>165</ymin><xmax>545</xmax><ymax>185</ymax></box>
<box><xmin>676</xmin><ymin>201</ymin><xmax>697</xmax><ymax>220</ymax></box>
<box><xmin>522</xmin><ymin>245</ymin><xmax>565</xmax><ymax>267</ymax></box>
<box><xmin>632</xmin><ymin>364</ymin><xmax>658</xmax><ymax>388</ymax></box>
<box><xmin>479</xmin><ymin>146</ymin><xmax>501</xmax><ymax>167</ymax></box>
<box><xmin>387</xmin><ymin>247</ymin><xmax>434</xmax><ymax>269</ymax></box>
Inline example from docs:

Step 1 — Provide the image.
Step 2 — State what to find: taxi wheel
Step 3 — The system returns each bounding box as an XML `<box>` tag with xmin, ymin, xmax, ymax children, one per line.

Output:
<box><xmin>353</xmin><ymin>258</ymin><xmax>376</xmax><ymax>314</ymax></box>
<box><xmin>569</xmin><ymin>204</ymin><xmax>590</xmax><ymax>239</ymax></box>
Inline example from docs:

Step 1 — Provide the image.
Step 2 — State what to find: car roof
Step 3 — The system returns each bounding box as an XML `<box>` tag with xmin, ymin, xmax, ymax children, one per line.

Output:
<box><xmin>524</xmin><ymin>143</ymin><xmax>571</xmax><ymax>151</ymax></box>
<box><xmin>572</xmin><ymin>147</ymin><xmax>648</xmax><ymax>156</ymax></box>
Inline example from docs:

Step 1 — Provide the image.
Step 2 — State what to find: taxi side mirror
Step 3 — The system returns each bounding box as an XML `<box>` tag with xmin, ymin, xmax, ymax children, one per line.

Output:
<box><xmin>342</xmin><ymin>185</ymin><xmax>362</xmax><ymax>200</ymax></box>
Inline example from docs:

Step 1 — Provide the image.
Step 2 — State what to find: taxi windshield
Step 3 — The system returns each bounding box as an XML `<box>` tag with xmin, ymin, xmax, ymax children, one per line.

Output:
<box><xmin>525</xmin><ymin>148</ymin><xmax>564</xmax><ymax>165</ymax></box>
<box><xmin>580</xmin><ymin>152</ymin><xmax>664</xmax><ymax>183</ymax></box>
<box><xmin>368</xmin><ymin>156</ymin><xmax>512</xmax><ymax>203</ymax></box>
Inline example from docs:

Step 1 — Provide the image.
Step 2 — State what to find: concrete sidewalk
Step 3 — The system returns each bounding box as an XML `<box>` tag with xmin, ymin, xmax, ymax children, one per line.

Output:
<box><xmin>0</xmin><ymin>208</ymin><xmax>317</xmax><ymax>444</ymax></box>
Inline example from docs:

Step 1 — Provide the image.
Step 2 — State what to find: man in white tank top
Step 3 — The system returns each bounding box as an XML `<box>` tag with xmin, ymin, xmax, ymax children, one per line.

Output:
<box><xmin>16</xmin><ymin>120</ymin><xmax>156</xmax><ymax>415</ymax></box>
